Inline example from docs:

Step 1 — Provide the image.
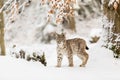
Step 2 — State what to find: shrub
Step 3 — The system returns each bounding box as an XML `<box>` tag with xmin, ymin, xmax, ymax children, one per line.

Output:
<box><xmin>110</xmin><ymin>45</ymin><xmax>120</xmax><ymax>58</ymax></box>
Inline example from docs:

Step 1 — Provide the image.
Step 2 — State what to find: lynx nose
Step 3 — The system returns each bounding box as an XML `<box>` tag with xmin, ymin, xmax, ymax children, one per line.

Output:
<box><xmin>58</xmin><ymin>40</ymin><xmax>63</xmax><ymax>44</ymax></box>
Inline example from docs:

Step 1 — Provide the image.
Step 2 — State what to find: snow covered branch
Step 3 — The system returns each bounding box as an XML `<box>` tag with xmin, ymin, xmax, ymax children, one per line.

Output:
<box><xmin>40</xmin><ymin>0</ymin><xmax>76</xmax><ymax>23</ymax></box>
<box><xmin>0</xmin><ymin>0</ymin><xmax>31</xmax><ymax>23</ymax></box>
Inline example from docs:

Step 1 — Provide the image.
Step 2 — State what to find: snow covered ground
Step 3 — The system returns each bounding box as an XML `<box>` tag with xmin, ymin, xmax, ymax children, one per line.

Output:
<box><xmin>1</xmin><ymin>41</ymin><xmax>120</xmax><ymax>80</ymax></box>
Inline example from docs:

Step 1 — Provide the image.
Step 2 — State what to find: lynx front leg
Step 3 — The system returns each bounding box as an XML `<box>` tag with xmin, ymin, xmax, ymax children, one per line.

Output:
<box><xmin>67</xmin><ymin>51</ymin><xmax>74</xmax><ymax>67</ymax></box>
<box><xmin>56</xmin><ymin>53</ymin><xmax>63</xmax><ymax>67</ymax></box>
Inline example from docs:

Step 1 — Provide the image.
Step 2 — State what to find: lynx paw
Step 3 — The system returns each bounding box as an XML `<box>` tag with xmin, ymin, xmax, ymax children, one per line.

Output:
<box><xmin>80</xmin><ymin>65</ymin><xmax>85</xmax><ymax>67</ymax></box>
<box><xmin>69</xmin><ymin>64</ymin><xmax>74</xmax><ymax>67</ymax></box>
<box><xmin>56</xmin><ymin>65</ymin><xmax>61</xmax><ymax>67</ymax></box>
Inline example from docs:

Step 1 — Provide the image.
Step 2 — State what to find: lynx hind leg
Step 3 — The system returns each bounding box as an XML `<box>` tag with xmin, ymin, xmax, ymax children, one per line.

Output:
<box><xmin>56</xmin><ymin>53</ymin><xmax>63</xmax><ymax>67</ymax></box>
<box><xmin>81</xmin><ymin>53</ymin><xmax>89</xmax><ymax>67</ymax></box>
<box><xmin>77</xmin><ymin>52</ymin><xmax>89</xmax><ymax>67</ymax></box>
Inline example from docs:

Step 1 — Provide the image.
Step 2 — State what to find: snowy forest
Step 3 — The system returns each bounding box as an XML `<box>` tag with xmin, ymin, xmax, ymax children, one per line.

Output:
<box><xmin>0</xmin><ymin>0</ymin><xmax>120</xmax><ymax>80</ymax></box>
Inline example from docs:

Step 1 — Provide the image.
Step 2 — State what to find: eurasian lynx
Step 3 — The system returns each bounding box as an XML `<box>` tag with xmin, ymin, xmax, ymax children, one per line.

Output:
<box><xmin>56</xmin><ymin>33</ymin><xmax>89</xmax><ymax>67</ymax></box>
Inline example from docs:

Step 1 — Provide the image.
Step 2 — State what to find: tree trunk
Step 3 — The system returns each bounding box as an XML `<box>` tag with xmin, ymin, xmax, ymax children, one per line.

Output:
<box><xmin>103</xmin><ymin>0</ymin><xmax>120</xmax><ymax>58</ymax></box>
<box><xmin>0</xmin><ymin>0</ymin><xmax>6</xmax><ymax>56</ymax></box>
<box><xmin>60</xmin><ymin>0</ymin><xmax>76</xmax><ymax>33</ymax></box>
<box><xmin>62</xmin><ymin>16</ymin><xmax>76</xmax><ymax>32</ymax></box>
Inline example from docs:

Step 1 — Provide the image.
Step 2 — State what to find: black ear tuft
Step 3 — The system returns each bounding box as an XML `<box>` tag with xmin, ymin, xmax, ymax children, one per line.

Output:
<box><xmin>86</xmin><ymin>46</ymin><xmax>89</xmax><ymax>50</ymax></box>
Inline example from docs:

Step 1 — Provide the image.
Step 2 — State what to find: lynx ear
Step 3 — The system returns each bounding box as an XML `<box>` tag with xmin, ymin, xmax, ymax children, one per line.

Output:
<box><xmin>54</xmin><ymin>32</ymin><xmax>58</xmax><ymax>38</ymax></box>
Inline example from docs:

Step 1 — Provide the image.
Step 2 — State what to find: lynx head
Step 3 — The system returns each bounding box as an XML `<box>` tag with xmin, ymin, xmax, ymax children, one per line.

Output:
<box><xmin>56</xmin><ymin>33</ymin><xmax>66</xmax><ymax>44</ymax></box>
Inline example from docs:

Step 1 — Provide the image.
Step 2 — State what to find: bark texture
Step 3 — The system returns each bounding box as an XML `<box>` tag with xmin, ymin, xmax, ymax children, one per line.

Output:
<box><xmin>0</xmin><ymin>0</ymin><xmax>6</xmax><ymax>55</ymax></box>
<box><xmin>103</xmin><ymin>0</ymin><xmax>120</xmax><ymax>57</ymax></box>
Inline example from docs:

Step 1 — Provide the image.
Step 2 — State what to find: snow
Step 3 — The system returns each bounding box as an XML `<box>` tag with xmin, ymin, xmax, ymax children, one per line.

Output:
<box><xmin>1</xmin><ymin>41</ymin><xmax>120</xmax><ymax>80</ymax></box>
<box><xmin>1</xmin><ymin>0</ymin><xmax>120</xmax><ymax>80</ymax></box>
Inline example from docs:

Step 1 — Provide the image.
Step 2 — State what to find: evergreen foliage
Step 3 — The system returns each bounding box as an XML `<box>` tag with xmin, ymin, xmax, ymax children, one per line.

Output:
<box><xmin>110</xmin><ymin>45</ymin><xmax>120</xmax><ymax>58</ymax></box>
